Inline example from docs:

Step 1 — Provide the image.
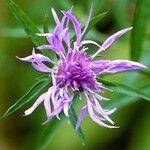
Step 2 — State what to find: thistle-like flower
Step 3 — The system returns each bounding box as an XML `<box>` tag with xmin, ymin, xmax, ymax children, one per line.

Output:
<box><xmin>18</xmin><ymin>7</ymin><xmax>146</xmax><ymax>129</ymax></box>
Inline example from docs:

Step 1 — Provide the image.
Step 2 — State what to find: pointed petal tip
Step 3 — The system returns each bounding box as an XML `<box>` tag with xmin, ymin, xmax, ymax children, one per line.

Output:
<box><xmin>36</xmin><ymin>33</ymin><xmax>52</xmax><ymax>37</ymax></box>
<box><xmin>75</xmin><ymin>125</ymin><xmax>79</xmax><ymax>131</ymax></box>
<box><xmin>16</xmin><ymin>56</ymin><xmax>20</xmax><ymax>60</ymax></box>
<box><xmin>37</xmin><ymin>46</ymin><xmax>45</xmax><ymax>50</ymax></box>
<box><xmin>132</xmin><ymin>62</ymin><xmax>148</xmax><ymax>70</ymax></box>
<box><xmin>41</xmin><ymin>120</ymin><xmax>48</xmax><ymax>125</ymax></box>
<box><xmin>16</xmin><ymin>55</ymin><xmax>29</xmax><ymax>61</ymax></box>
<box><xmin>41</xmin><ymin>117</ymin><xmax>52</xmax><ymax>125</ymax></box>
<box><xmin>23</xmin><ymin>110</ymin><xmax>31</xmax><ymax>116</ymax></box>
<box><xmin>127</xmin><ymin>26</ymin><xmax>133</xmax><ymax>30</ymax></box>
<box><xmin>56</xmin><ymin>114</ymin><xmax>61</xmax><ymax>120</ymax></box>
<box><xmin>51</xmin><ymin>8</ymin><xmax>54</xmax><ymax>11</ymax></box>
<box><xmin>140</xmin><ymin>64</ymin><xmax>148</xmax><ymax>69</ymax></box>
<box><xmin>110</xmin><ymin>125</ymin><xmax>120</xmax><ymax>129</ymax></box>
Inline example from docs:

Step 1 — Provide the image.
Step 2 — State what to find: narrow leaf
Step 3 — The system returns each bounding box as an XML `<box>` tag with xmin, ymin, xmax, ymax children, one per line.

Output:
<box><xmin>69</xmin><ymin>105</ymin><xmax>85</xmax><ymax>145</ymax></box>
<box><xmin>114</xmin><ymin>0</ymin><xmax>129</xmax><ymax>28</ymax></box>
<box><xmin>97</xmin><ymin>78</ymin><xmax>150</xmax><ymax>101</ymax></box>
<box><xmin>3</xmin><ymin>78</ymin><xmax>51</xmax><ymax>117</ymax></box>
<box><xmin>103</xmin><ymin>83</ymin><xmax>150</xmax><ymax>109</ymax></box>
<box><xmin>4</xmin><ymin>0</ymin><xmax>45</xmax><ymax>46</ymax></box>
<box><xmin>130</xmin><ymin>0</ymin><xmax>150</xmax><ymax>61</ymax></box>
<box><xmin>4</xmin><ymin>0</ymin><xmax>57</xmax><ymax>59</ymax></box>
<box><xmin>43</xmin><ymin>12</ymin><xmax>49</xmax><ymax>33</ymax></box>
<box><xmin>82</xmin><ymin>11</ymin><xmax>108</xmax><ymax>39</ymax></box>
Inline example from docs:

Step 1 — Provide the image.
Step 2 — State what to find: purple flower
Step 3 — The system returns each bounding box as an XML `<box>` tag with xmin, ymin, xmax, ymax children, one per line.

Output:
<box><xmin>18</xmin><ymin>7</ymin><xmax>146</xmax><ymax>129</ymax></box>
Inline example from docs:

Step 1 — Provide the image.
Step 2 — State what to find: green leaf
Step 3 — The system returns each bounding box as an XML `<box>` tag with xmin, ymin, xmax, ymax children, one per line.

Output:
<box><xmin>114</xmin><ymin>0</ymin><xmax>129</xmax><ymax>28</ymax></box>
<box><xmin>82</xmin><ymin>11</ymin><xmax>108</xmax><ymax>39</ymax></box>
<box><xmin>4</xmin><ymin>0</ymin><xmax>44</xmax><ymax>46</ymax></box>
<box><xmin>97</xmin><ymin>78</ymin><xmax>150</xmax><ymax>101</ymax></box>
<box><xmin>43</xmin><ymin>12</ymin><xmax>49</xmax><ymax>33</ymax></box>
<box><xmin>130</xmin><ymin>0</ymin><xmax>150</xmax><ymax>61</ymax></box>
<box><xmin>3</xmin><ymin>78</ymin><xmax>51</xmax><ymax>118</ymax></box>
<box><xmin>103</xmin><ymin>83</ymin><xmax>150</xmax><ymax>109</ymax></box>
<box><xmin>4</xmin><ymin>0</ymin><xmax>57</xmax><ymax>59</ymax></box>
<box><xmin>92</xmin><ymin>0</ymin><xmax>106</xmax><ymax>15</ymax></box>
<box><xmin>69</xmin><ymin>105</ymin><xmax>85</xmax><ymax>145</ymax></box>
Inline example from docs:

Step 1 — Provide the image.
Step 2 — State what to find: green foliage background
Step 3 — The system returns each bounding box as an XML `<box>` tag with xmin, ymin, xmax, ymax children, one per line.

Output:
<box><xmin>0</xmin><ymin>0</ymin><xmax>150</xmax><ymax>150</ymax></box>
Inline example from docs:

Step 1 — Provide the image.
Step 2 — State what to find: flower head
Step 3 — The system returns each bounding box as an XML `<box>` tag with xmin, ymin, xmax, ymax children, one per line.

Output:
<box><xmin>18</xmin><ymin>7</ymin><xmax>146</xmax><ymax>129</ymax></box>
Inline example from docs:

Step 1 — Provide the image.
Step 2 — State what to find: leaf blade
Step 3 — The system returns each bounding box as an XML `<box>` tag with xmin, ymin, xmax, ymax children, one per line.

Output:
<box><xmin>3</xmin><ymin>78</ymin><xmax>51</xmax><ymax>118</ymax></box>
<box><xmin>130</xmin><ymin>0</ymin><xmax>150</xmax><ymax>61</ymax></box>
<box><xmin>69</xmin><ymin>105</ymin><xmax>85</xmax><ymax>145</ymax></box>
<box><xmin>4</xmin><ymin>0</ymin><xmax>57</xmax><ymax>59</ymax></box>
<box><xmin>97</xmin><ymin>78</ymin><xmax>150</xmax><ymax>101</ymax></box>
<box><xmin>103</xmin><ymin>83</ymin><xmax>150</xmax><ymax>109</ymax></box>
<box><xmin>82</xmin><ymin>11</ymin><xmax>108</xmax><ymax>39</ymax></box>
<box><xmin>4</xmin><ymin>0</ymin><xmax>44</xmax><ymax>46</ymax></box>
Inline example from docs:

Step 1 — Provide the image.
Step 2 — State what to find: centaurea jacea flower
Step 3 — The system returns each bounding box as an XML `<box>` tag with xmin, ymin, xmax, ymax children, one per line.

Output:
<box><xmin>18</xmin><ymin>7</ymin><xmax>146</xmax><ymax>129</ymax></box>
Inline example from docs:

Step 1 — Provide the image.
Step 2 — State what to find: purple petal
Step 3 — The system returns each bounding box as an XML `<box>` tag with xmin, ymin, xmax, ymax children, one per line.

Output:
<box><xmin>85</xmin><ymin>92</ymin><xmax>117</xmax><ymax>128</ymax></box>
<box><xmin>51</xmin><ymin>87</ymin><xmax>59</xmax><ymax>110</ymax></box>
<box><xmin>17</xmin><ymin>53</ymin><xmax>52</xmax><ymax>63</ymax></box>
<box><xmin>105</xmin><ymin>108</ymin><xmax>117</xmax><ymax>115</ymax></box>
<box><xmin>81</xmin><ymin>4</ymin><xmax>93</xmax><ymax>37</ymax></box>
<box><xmin>17</xmin><ymin>55</ymin><xmax>33</xmax><ymax>62</ymax></box>
<box><xmin>32</xmin><ymin>62</ymin><xmax>52</xmax><ymax>73</ymax></box>
<box><xmin>92</xmin><ymin>27</ymin><xmax>133</xmax><ymax>58</ymax></box>
<box><xmin>44</xmin><ymin>88</ymin><xmax>52</xmax><ymax>118</ymax></box>
<box><xmin>63</xmin><ymin>102</ymin><xmax>70</xmax><ymax>117</ymax></box>
<box><xmin>87</xmin><ymin>100</ymin><xmax>117</xmax><ymax>128</ymax></box>
<box><xmin>91</xmin><ymin>94</ymin><xmax>115</xmax><ymax>124</ymax></box>
<box><xmin>17</xmin><ymin>48</ymin><xmax>56</xmax><ymax>65</ymax></box>
<box><xmin>91</xmin><ymin>102</ymin><xmax>115</xmax><ymax>124</ymax></box>
<box><xmin>51</xmin><ymin>8</ymin><xmax>60</xmax><ymax>25</ymax></box>
<box><xmin>24</xmin><ymin>93</ymin><xmax>46</xmax><ymax>116</ymax></box>
<box><xmin>81</xmin><ymin>40</ymin><xmax>101</xmax><ymax>49</ymax></box>
<box><xmin>62</xmin><ymin>11</ymin><xmax>81</xmax><ymax>47</ymax></box>
<box><xmin>51</xmin><ymin>34</ymin><xmax>65</xmax><ymax>53</ymax></box>
<box><xmin>37</xmin><ymin>45</ymin><xmax>58</xmax><ymax>53</ymax></box>
<box><xmin>60</xmin><ymin>27</ymin><xmax>70</xmax><ymax>47</ymax></box>
<box><xmin>90</xmin><ymin>59</ymin><xmax>147</xmax><ymax>75</ymax></box>
<box><xmin>102</xmin><ymin>27</ymin><xmax>133</xmax><ymax>50</ymax></box>
<box><xmin>50</xmin><ymin>102</ymin><xmax>64</xmax><ymax>116</ymax></box>
<box><xmin>105</xmin><ymin>60</ymin><xmax>147</xmax><ymax>74</ymax></box>
<box><xmin>76</xmin><ymin>105</ymin><xmax>88</xmax><ymax>130</ymax></box>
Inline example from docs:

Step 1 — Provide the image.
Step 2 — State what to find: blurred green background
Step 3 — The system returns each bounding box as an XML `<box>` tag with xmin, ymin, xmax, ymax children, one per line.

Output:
<box><xmin>0</xmin><ymin>0</ymin><xmax>150</xmax><ymax>150</ymax></box>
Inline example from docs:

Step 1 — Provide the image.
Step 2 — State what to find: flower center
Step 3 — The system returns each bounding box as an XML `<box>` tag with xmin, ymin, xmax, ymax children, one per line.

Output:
<box><xmin>56</xmin><ymin>51</ymin><xmax>96</xmax><ymax>91</ymax></box>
